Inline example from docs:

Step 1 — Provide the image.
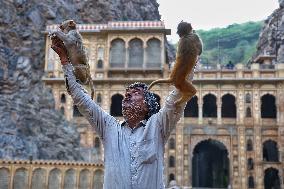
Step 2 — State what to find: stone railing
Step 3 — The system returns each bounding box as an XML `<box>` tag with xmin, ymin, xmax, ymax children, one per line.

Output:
<box><xmin>0</xmin><ymin>159</ymin><xmax>104</xmax><ymax>189</ymax></box>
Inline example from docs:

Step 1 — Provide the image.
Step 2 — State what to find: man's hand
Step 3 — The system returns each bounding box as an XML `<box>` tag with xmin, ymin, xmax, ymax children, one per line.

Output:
<box><xmin>50</xmin><ymin>35</ymin><xmax>69</xmax><ymax>65</ymax></box>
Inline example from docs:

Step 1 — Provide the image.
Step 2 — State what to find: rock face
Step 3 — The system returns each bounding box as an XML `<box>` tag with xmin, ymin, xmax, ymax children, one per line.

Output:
<box><xmin>254</xmin><ymin>2</ymin><xmax>284</xmax><ymax>63</ymax></box>
<box><xmin>0</xmin><ymin>0</ymin><xmax>169</xmax><ymax>160</ymax></box>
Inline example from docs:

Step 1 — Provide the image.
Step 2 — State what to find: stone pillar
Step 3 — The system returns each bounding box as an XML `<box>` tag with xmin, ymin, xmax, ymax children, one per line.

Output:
<box><xmin>143</xmin><ymin>43</ymin><xmax>147</xmax><ymax>69</ymax></box>
<box><xmin>253</xmin><ymin>84</ymin><xmax>260</xmax><ymax>125</ymax></box>
<box><xmin>255</xmin><ymin>127</ymin><xmax>263</xmax><ymax>189</ymax></box>
<box><xmin>217</xmin><ymin>96</ymin><xmax>222</xmax><ymax>125</ymax></box>
<box><xmin>238</xmin><ymin>127</ymin><xmax>246</xmax><ymax>189</ymax></box>
<box><xmin>175</xmin><ymin>123</ymin><xmax>184</xmax><ymax>186</ymax></box>
<box><xmin>277</xmin><ymin>90</ymin><xmax>284</xmax><ymax>124</ymax></box>
<box><xmin>251</xmin><ymin>63</ymin><xmax>260</xmax><ymax>78</ymax></box>
<box><xmin>237</xmin><ymin>85</ymin><xmax>244</xmax><ymax>125</ymax></box>
<box><xmin>198</xmin><ymin>96</ymin><xmax>203</xmax><ymax>124</ymax></box>
<box><xmin>125</xmin><ymin>43</ymin><xmax>129</xmax><ymax>68</ymax></box>
<box><xmin>236</xmin><ymin>63</ymin><xmax>244</xmax><ymax>78</ymax></box>
<box><xmin>161</xmin><ymin>41</ymin><xmax>165</xmax><ymax>66</ymax></box>
<box><xmin>276</xmin><ymin>63</ymin><xmax>284</xmax><ymax>77</ymax></box>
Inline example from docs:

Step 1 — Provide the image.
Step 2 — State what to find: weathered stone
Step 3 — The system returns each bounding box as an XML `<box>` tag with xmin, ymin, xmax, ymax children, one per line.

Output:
<box><xmin>254</xmin><ymin>2</ymin><xmax>284</xmax><ymax>63</ymax></box>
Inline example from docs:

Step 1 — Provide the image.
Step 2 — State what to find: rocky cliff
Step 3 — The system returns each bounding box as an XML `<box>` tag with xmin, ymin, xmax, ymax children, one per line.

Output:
<box><xmin>254</xmin><ymin>0</ymin><xmax>284</xmax><ymax>62</ymax></box>
<box><xmin>0</xmin><ymin>0</ymin><xmax>170</xmax><ymax>160</ymax></box>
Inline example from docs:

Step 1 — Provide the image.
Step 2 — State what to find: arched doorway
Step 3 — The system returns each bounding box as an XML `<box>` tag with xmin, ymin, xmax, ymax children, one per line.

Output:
<box><xmin>264</xmin><ymin>168</ymin><xmax>280</xmax><ymax>189</ymax></box>
<box><xmin>192</xmin><ymin>139</ymin><xmax>229</xmax><ymax>188</ymax></box>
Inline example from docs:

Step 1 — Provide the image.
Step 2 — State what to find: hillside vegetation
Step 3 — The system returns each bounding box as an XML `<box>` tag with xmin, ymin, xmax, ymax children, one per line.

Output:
<box><xmin>181</xmin><ymin>21</ymin><xmax>263</xmax><ymax>66</ymax></box>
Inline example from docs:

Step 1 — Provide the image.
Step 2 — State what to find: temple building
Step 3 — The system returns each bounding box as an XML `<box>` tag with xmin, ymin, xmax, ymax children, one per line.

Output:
<box><xmin>43</xmin><ymin>21</ymin><xmax>284</xmax><ymax>189</ymax></box>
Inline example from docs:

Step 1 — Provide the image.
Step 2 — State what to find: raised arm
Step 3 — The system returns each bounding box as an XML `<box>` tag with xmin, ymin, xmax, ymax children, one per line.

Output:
<box><xmin>51</xmin><ymin>37</ymin><xmax>114</xmax><ymax>139</ymax></box>
<box><xmin>155</xmin><ymin>88</ymin><xmax>187</xmax><ymax>142</ymax></box>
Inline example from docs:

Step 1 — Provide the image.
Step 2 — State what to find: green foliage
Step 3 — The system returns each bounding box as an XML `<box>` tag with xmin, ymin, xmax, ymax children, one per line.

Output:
<box><xmin>176</xmin><ymin>21</ymin><xmax>263</xmax><ymax>65</ymax></box>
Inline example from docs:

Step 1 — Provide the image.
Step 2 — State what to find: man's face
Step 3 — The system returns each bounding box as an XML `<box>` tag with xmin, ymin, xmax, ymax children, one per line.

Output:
<box><xmin>122</xmin><ymin>87</ymin><xmax>148</xmax><ymax>120</ymax></box>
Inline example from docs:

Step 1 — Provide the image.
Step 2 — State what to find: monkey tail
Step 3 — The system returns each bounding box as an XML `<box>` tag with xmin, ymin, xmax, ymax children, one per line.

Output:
<box><xmin>148</xmin><ymin>79</ymin><xmax>172</xmax><ymax>90</ymax></box>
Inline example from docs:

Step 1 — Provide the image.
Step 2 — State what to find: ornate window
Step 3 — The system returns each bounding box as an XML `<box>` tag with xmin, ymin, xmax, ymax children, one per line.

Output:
<box><xmin>203</xmin><ymin>94</ymin><xmax>217</xmax><ymax>117</ymax></box>
<box><xmin>146</xmin><ymin>38</ymin><xmax>161</xmax><ymax>68</ymax></box>
<box><xmin>128</xmin><ymin>38</ymin><xmax>143</xmax><ymax>68</ymax></box>
<box><xmin>109</xmin><ymin>39</ymin><xmax>126</xmax><ymax>68</ymax></box>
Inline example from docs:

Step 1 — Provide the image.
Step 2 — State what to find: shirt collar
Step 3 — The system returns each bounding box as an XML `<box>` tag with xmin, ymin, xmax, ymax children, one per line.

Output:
<box><xmin>121</xmin><ymin>119</ymin><xmax>147</xmax><ymax>128</ymax></box>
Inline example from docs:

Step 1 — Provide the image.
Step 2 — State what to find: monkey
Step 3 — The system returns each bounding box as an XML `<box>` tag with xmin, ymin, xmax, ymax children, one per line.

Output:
<box><xmin>49</xmin><ymin>20</ymin><xmax>94</xmax><ymax>99</ymax></box>
<box><xmin>148</xmin><ymin>21</ymin><xmax>202</xmax><ymax>106</ymax></box>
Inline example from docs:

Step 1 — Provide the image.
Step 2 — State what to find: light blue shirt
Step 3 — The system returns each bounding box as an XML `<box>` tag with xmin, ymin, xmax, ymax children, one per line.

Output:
<box><xmin>62</xmin><ymin>64</ymin><xmax>186</xmax><ymax>189</ymax></box>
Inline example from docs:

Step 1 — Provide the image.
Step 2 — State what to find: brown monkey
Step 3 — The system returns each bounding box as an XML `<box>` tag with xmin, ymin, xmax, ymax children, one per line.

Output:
<box><xmin>148</xmin><ymin>21</ymin><xmax>202</xmax><ymax>106</ymax></box>
<box><xmin>49</xmin><ymin>20</ymin><xmax>94</xmax><ymax>99</ymax></box>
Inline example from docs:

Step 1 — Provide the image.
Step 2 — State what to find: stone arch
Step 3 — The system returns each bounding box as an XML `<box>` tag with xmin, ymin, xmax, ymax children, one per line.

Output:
<box><xmin>221</xmin><ymin>93</ymin><xmax>236</xmax><ymax>118</ymax></box>
<box><xmin>192</xmin><ymin>139</ymin><xmax>229</xmax><ymax>188</ymax></box>
<box><xmin>261</xmin><ymin>94</ymin><xmax>277</xmax><ymax>118</ymax></box>
<box><xmin>110</xmin><ymin>93</ymin><xmax>123</xmax><ymax>116</ymax></box>
<box><xmin>264</xmin><ymin>168</ymin><xmax>280</xmax><ymax>189</ymax></box>
<box><xmin>79</xmin><ymin>169</ymin><xmax>90</xmax><ymax>189</ymax></box>
<box><xmin>0</xmin><ymin>168</ymin><xmax>9</xmax><ymax>189</ymax></box>
<box><xmin>93</xmin><ymin>169</ymin><xmax>104</xmax><ymax>189</ymax></box>
<box><xmin>128</xmin><ymin>38</ymin><xmax>144</xmax><ymax>68</ymax></box>
<box><xmin>263</xmin><ymin>140</ymin><xmax>279</xmax><ymax>162</ymax></box>
<box><xmin>13</xmin><ymin>168</ymin><xmax>28</xmax><ymax>189</ymax></box>
<box><xmin>146</xmin><ymin>37</ymin><xmax>161</xmax><ymax>68</ymax></box>
<box><xmin>48</xmin><ymin>168</ymin><xmax>62</xmax><ymax>189</ymax></box>
<box><xmin>31</xmin><ymin>168</ymin><xmax>46</xmax><ymax>189</ymax></box>
<box><xmin>109</xmin><ymin>38</ymin><xmax>126</xmax><ymax>67</ymax></box>
<box><xmin>203</xmin><ymin>94</ymin><xmax>217</xmax><ymax>117</ymax></box>
<box><xmin>63</xmin><ymin>169</ymin><xmax>76</xmax><ymax>189</ymax></box>
<box><xmin>191</xmin><ymin>137</ymin><xmax>230</xmax><ymax>159</ymax></box>
<box><xmin>184</xmin><ymin>96</ymin><xmax>198</xmax><ymax>117</ymax></box>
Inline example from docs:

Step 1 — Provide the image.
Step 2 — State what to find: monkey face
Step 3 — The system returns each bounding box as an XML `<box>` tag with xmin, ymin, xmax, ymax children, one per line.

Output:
<box><xmin>59</xmin><ymin>20</ymin><xmax>76</xmax><ymax>33</ymax></box>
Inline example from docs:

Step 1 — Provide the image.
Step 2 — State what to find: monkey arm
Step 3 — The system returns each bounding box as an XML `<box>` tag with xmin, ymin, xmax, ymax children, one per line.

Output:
<box><xmin>62</xmin><ymin>63</ymin><xmax>117</xmax><ymax>139</ymax></box>
<box><xmin>154</xmin><ymin>88</ymin><xmax>186</xmax><ymax>143</ymax></box>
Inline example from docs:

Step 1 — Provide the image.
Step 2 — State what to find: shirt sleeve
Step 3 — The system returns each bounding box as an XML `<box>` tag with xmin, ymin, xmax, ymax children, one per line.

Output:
<box><xmin>62</xmin><ymin>63</ymin><xmax>116</xmax><ymax>140</ymax></box>
<box><xmin>155</xmin><ymin>88</ymin><xmax>186</xmax><ymax>142</ymax></box>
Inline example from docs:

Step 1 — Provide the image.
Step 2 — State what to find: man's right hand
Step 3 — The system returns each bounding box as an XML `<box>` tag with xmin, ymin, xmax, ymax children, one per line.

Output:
<box><xmin>51</xmin><ymin>35</ymin><xmax>69</xmax><ymax>65</ymax></box>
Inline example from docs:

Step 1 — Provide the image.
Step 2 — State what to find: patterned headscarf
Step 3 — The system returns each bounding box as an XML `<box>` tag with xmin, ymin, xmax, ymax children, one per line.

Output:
<box><xmin>126</xmin><ymin>82</ymin><xmax>160</xmax><ymax>120</ymax></box>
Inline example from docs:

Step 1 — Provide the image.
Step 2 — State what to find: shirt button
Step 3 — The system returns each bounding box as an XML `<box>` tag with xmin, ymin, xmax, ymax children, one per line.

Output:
<box><xmin>131</xmin><ymin>156</ymin><xmax>135</xmax><ymax>161</ymax></box>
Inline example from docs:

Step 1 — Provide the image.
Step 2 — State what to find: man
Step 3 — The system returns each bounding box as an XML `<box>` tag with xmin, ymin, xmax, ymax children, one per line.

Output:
<box><xmin>51</xmin><ymin>36</ymin><xmax>188</xmax><ymax>189</ymax></box>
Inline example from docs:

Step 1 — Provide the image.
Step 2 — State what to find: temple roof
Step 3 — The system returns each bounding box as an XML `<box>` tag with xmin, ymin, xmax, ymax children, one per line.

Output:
<box><xmin>46</xmin><ymin>21</ymin><xmax>170</xmax><ymax>34</ymax></box>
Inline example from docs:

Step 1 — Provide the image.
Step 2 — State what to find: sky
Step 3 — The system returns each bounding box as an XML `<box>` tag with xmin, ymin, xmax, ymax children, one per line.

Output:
<box><xmin>157</xmin><ymin>0</ymin><xmax>279</xmax><ymax>42</ymax></box>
